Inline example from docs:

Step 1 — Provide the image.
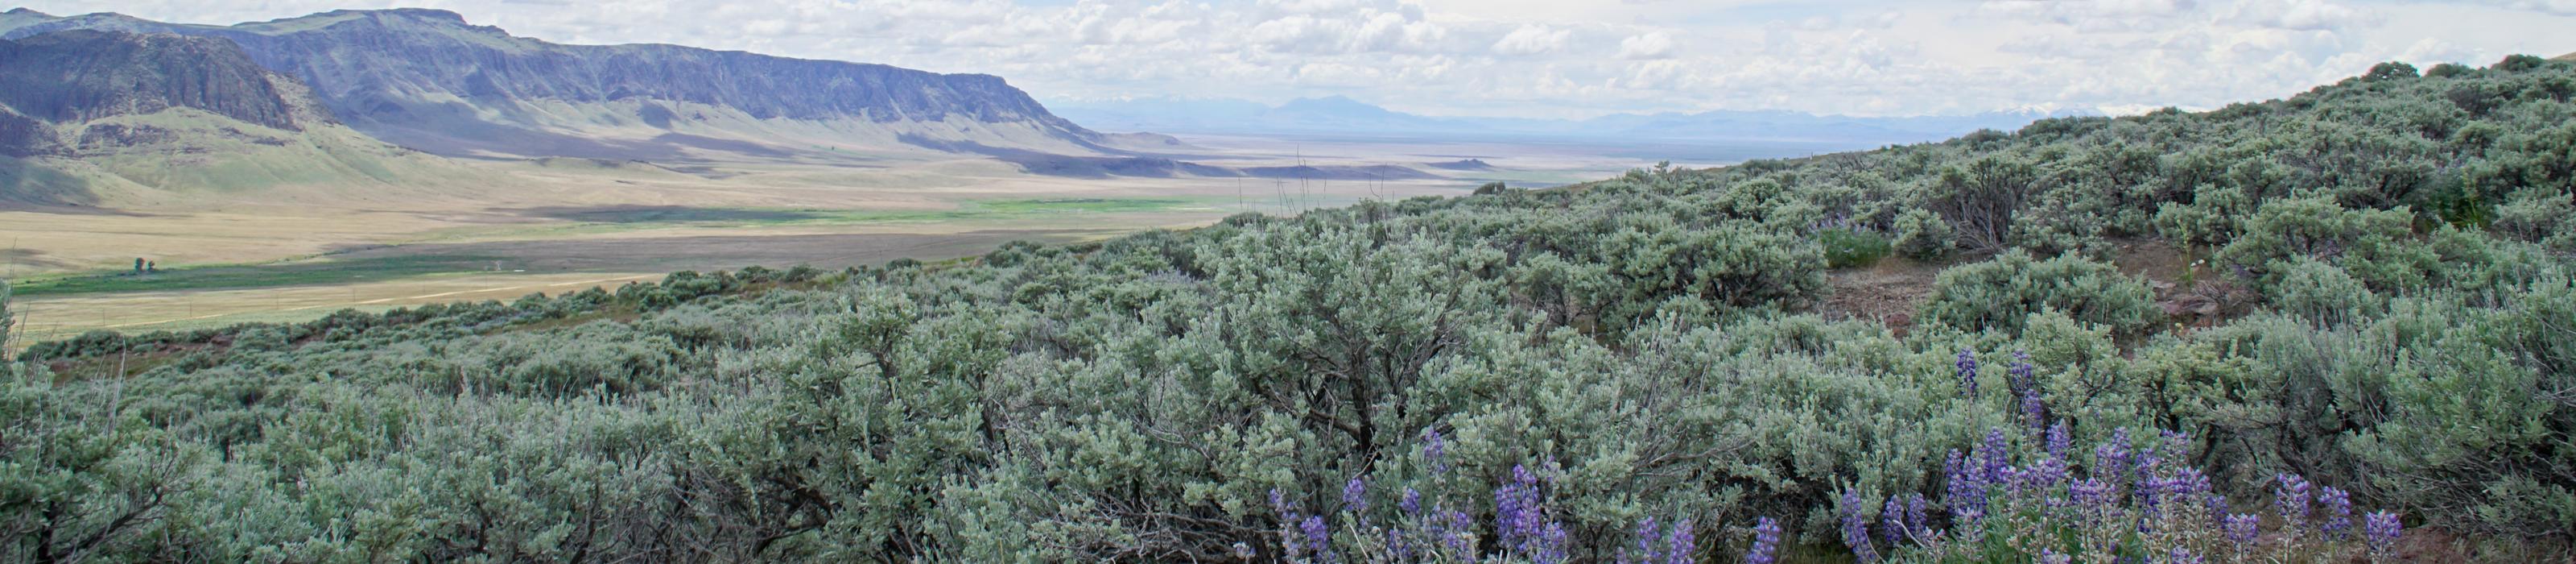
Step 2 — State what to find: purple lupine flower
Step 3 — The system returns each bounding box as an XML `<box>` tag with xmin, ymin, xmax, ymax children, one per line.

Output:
<box><xmin>2205</xmin><ymin>492</ymin><xmax>2230</xmax><ymax>516</ymax></box>
<box><xmin>1422</xmin><ymin>427</ymin><xmax>1448</xmax><ymax>474</ymax></box>
<box><xmin>1389</xmin><ymin>528</ymin><xmax>1414</xmax><ymax>562</ymax></box>
<box><xmin>2094</xmin><ymin>429</ymin><xmax>2132</xmax><ymax>482</ymax></box>
<box><xmin>2318</xmin><ymin>487</ymin><xmax>2353</xmax><ymax>539</ymax></box>
<box><xmin>2274</xmin><ymin>473</ymin><xmax>2313</xmax><ymax>528</ymax></box>
<box><xmin>2171</xmin><ymin>467</ymin><xmax>2212</xmax><ymax>498</ymax></box>
<box><xmin>2223</xmin><ymin>513</ymin><xmax>2260</xmax><ymax>547</ymax></box>
<box><xmin>2134</xmin><ymin>452</ymin><xmax>2164</xmax><ymax>490</ymax></box>
<box><xmin>2039</xmin><ymin>548</ymin><xmax>2071</xmax><ymax>564</ymax></box>
<box><xmin>1534</xmin><ymin>522</ymin><xmax>1570</xmax><ymax>564</ymax></box>
<box><xmin>2009</xmin><ymin>350</ymin><xmax>2036</xmax><ymax>392</ymax></box>
<box><xmin>1880</xmin><ymin>496</ymin><xmax>1908</xmax><ymax>548</ymax></box>
<box><xmin>1946</xmin><ymin>449</ymin><xmax>1988</xmax><ymax>520</ymax></box>
<box><xmin>1994</xmin><ymin>465</ymin><xmax>2028</xmax><ymax>496</ymax></box>
<box><xmin>1232</xmin><ymin>541</ymin><xmax>1256</xmax><ymax>559</ymax></box>
<box><xmin>1980</xmin><ymin>428</ymin><xmax>2012</xmax><ymax>480</ymax></box>
<box><xmin>2169</xmin><ymin>546</ymin><xmax>2206</xmax><ymax>564</ymax></box>
<box><xmin>1840</xmin><ymin>488</ymin><xmax>1880</xmax><ymax>563</ymax></box>
<box><xmin>1627</xmin><ymin>516</ymin><xmax>1661</xmax><ymax>564</ymax></box>
<box><xmin>2046</xmin><ymin>422</ymin><xmax>2072</xmax><ymax>460</ymax></box>
<box><xmin>1343</xmin><ymin>476</ymin><xmax>1368</xmax><ymax>515</ymax></box>
<box><xmin>2021</xmin><ymin>388</ymin><xmax>2048</xmax><ymax>431</ymax></box>
<box><xmin>1496</xmin><ymin>483</ymin><xmax>1540</xmax><ymax>546</ymax></box>
<box><xmin>2023</xmin><ymin>454</ymin><xmax>2070</xmax><ymax>490</ymax></box>
<box><xmin>1955</xmin><ymin>507</ymin><xmax>1986</xmax><ymax>545</ymax></box>
<box><xmin>2364</xmin><ymin>512</ymin><xmax>2401</xmax><ymax>555</ymax></box>
<box><xmin>1956</xmin><ymin>349</ymin><xmax>1979</xmax><ymax>396</ymax></box>
<box><xmin>1664</xmin><ymin>519</ymin><xmax>1695</xmax><ymax>564</ymax></box>
<box><xmin>1301</xmin><ymin>515</ymin><xmax>1331</xmax><ymax>562</ymax></box>
<box><xmin>1443</xmin><ymin>509</ymin><xmax>1475</xmax><ymax>554</ymax></box>
<box><xmin>1270</xmin><ymin>487</ymin><xmax>1307</xmax><ymax>558</ymax></box>
<box><xmin>1745</xmin><ymin>516</ymin><xmax>1782</xmax><ymax>564</ymax></box>
<box><xmin>1399</xmin><ymin>487</ymin><xmax>1422</xmax><ymax>515</ymax></box>
<box><xmin>2138</xmin><ymin>472</ymin><xmax>2182</xmax><ymax>520</ymax></box>
<box><xmin>2071</xmin><ymin>478</ymin><xmax>2116</xmax><ymax>520</ymax></box>
<box><xmin>1905</xmin><ymin>494</ymin><xmax>1933</xmax><ymax>541</ymax></box>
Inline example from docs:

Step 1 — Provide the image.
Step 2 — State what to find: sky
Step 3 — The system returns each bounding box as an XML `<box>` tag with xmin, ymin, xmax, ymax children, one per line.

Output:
<box><xmin>16</xmin><ymin>0</ymin><xmax>2576</xmax><ymax>118</ymax></box>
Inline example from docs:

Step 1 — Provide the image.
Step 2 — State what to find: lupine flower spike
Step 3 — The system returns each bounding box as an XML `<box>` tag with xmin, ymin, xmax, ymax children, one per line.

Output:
<box><xmin>1955</xmin><ymin>348</ymin><xmax>1979</xmax><ymax>396</ymax></box>
<box><xmin>2318</xmin><ymin>486</ymin><xmax>2353</xmax><ymax>540</ymax></box>
<box><xmin>1663</xmin><ymin>519</ymin><xmax>1695</xmax><ymax>564</ymax></box>
<box><xmin>1840</xmin><ymin>487</ymin><xmax>1880</xmax><ymax>562</ymax></box>
<box><xmin>2365</xmin><ymin>511</ymin><xmax>2402</xmax><ymax>561</ymax></box>
<box><xmin>1744</xmin><ymin>516</ymin><xmax>1781</xmax><ymax>564</ymax></box>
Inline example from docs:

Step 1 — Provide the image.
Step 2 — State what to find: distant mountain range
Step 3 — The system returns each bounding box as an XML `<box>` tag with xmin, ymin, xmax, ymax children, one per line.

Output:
<box><xmin>0</xmin><ymin>28</ymin><xmax>460</xmax><ymax>205</ymax></box>
<box><xmin>0</xmin><ymin>7</ymin><xmax>1115</xmax><ymax>162</ymax></box>
<box><xmin>1049</xmin><ymin>95</ymin><xmax>2099</xmax><ymax>146</ymax></box>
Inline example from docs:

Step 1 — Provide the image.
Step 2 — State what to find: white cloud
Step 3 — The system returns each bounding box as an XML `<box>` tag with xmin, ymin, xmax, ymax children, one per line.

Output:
<box><xmin>2224</xmin><ymin>0</ymin><xmax>2372</xmax><ymax>31</ymax></box>
<box><xmin>1616</xmin><ymin>31</ymin><xmax>1676</xmax><ymax>60</ymax></box>
<box><xmin>2462</xmin><ymin>0</ymin><xmax>2576</xmax><ymax>16</ymax></box>
<box><xmin>1490</xmin><ymin>24</ymin><xmax>1571</xmax><ymax>56</ymax></box>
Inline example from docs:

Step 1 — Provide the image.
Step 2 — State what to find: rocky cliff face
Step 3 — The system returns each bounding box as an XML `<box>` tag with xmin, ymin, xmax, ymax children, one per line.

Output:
<box><xmin>0</xmin><ymin>30</ymin><xmax>315</xmax><ymax>156</ymax></box>
<box><xmin>4</xmin><ymin>9</ymin><xmax>1104</xmax><ymax>160</ymax></box>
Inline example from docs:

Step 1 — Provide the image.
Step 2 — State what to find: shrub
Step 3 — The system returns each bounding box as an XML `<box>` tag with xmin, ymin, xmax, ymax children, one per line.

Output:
<box><xmin>1601</xmin><ymin>219</ymin><xmax>1827</xmax><ymax>316</ymax></box>
<box><xmin>1819</xmin><ymin>227</ymin><xmax>1893</xmax><ymax>268</ymax></box>
<box><xmin>1919</xmin><ymin>251</ymin><xmax>2159</xmax><ymax>338</ymax></box>
<box><xmin>1893</xmin><ymin>208</ymin><xmax>1956</xmax><ymax>259</ymax></box>
<box><xmin>2268</xmin><ymin>258</ymin><xmax>2384</xmax><ymax>327</ymax></box>
<box><xmin>2216</xmin><ymin>197</ymin><xmax>2434</xmax><ymax>296</ymax></box>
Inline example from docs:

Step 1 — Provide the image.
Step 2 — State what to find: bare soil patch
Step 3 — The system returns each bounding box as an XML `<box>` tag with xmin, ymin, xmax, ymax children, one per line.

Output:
<box><xmin>1823</xmin><ymin>255</ymin><xmax>1945</xmax><ymax>334</ymax></box>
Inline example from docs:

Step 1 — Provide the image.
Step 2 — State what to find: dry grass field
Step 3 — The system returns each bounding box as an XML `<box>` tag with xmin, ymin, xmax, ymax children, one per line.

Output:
<box><xmin>6</xmin><ymin>133</ymin><xmax>1671</xmax><ymax>346</ymax></box>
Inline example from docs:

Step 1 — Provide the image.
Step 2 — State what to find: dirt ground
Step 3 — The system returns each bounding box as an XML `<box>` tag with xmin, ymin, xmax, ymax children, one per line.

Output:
<box><xmin>1821</xmin><ymin>255</ymin><xmax>1945</xmax><ymax>334</ymax></box>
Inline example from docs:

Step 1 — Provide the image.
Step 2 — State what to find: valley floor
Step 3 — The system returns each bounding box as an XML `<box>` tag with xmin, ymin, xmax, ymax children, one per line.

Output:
<box><xmin>4</xmin><ymin>133</ymin><xmax>1687</xmax><ymax>346</ymax></box>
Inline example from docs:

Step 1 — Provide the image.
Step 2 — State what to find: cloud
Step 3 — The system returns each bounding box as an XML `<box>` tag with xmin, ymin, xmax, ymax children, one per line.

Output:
<box><xmin>2461</xmin><ymin>0</ymin><xmax>2576</xmax><ymax>16</ymax></box>
<box><xmin>1491</xmin><ymin>24</ymin><xmax>1571</xmax><ymax>56</ymax></box>
<box><xmin>1617</xmin><ymin>31</ymin><xmax>1677</xmax><ymax>60</ymax></box>
<box><xmin>2224</xmin><ymin>0</ymin><xmax>2372</xmax><ymax>31</ymax></box>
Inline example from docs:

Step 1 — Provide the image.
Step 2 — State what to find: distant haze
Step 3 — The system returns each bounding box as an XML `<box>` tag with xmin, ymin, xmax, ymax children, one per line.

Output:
<box><xmin>1048</xmin><ymin>95</ymin><xmax>2092</xmax><ymax>147</ymax></box>
<box><xmin>10</xmin><ymin>1</ymin><xmax>2573</xmax><ymax>119</ymax></box>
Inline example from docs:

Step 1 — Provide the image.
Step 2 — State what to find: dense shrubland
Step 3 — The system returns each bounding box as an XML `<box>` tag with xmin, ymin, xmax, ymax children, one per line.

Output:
<box><xmin>4</xmin><ymin>56</ymin><xmax>2575</xmax><ymax>562</ymax></box>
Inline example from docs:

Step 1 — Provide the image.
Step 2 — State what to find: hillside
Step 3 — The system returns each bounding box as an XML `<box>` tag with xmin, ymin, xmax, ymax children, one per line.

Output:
<box><xmin>1</xmin><ymin>8</ymin><xmax>1109</xmax><ymax>162</ymax></box>
<box><xmin>6</xmin><ymin>56</ymin><xmax>2576</xmax><ymax>562</ymax></box>
<box><xmin>0</xmin><ymin>29</ymin><xmax>464</xmax><ymax>206</ymax></box>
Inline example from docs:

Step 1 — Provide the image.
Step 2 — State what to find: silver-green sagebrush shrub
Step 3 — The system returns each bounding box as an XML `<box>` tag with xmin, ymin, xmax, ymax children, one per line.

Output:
<box><xmin>1918</xmin><ymin>250</ymin><xmax>2159</xmax><ymax>338</ymax></box>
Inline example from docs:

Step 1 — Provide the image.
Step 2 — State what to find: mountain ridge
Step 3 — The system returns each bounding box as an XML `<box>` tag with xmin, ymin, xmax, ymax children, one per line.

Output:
<box><xmin>2</xmin><ymin>9</ymin><xmax>1108</xmax><ymax>162</ymax></box>
<box><xmin>0</xmin><ymin>28</ymin><xmax>471</xmax><ymax>207</ymax></box>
